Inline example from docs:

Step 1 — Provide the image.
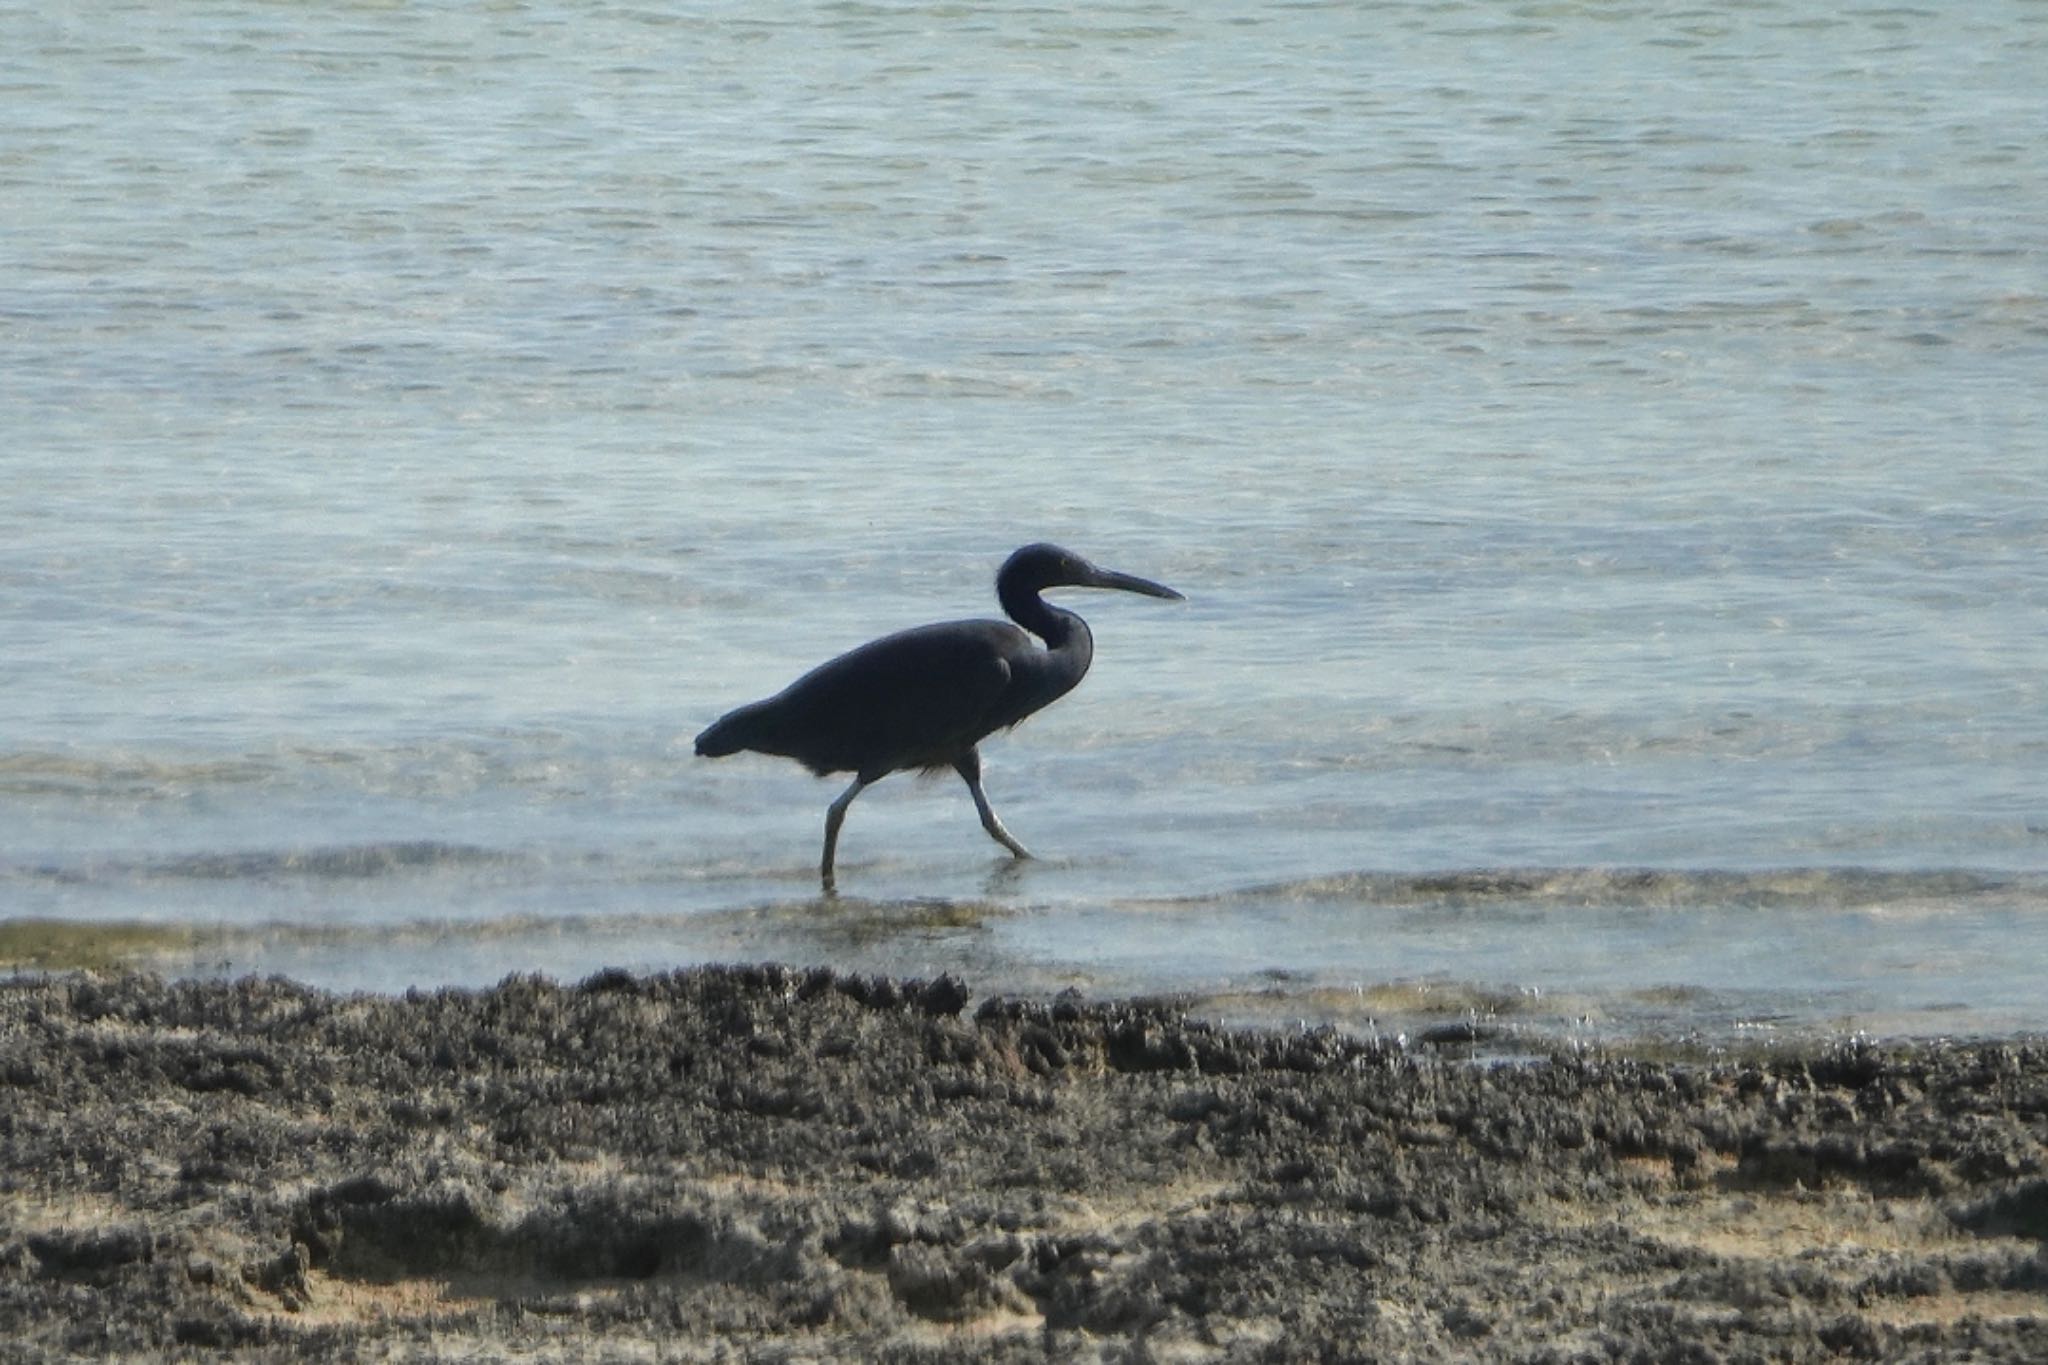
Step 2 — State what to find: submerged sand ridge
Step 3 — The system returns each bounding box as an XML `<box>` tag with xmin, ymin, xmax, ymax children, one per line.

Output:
<box><xmin>1</xmin><ymin>968</ymin><xmax>2044</xmax><ymax>1360</ymax></box>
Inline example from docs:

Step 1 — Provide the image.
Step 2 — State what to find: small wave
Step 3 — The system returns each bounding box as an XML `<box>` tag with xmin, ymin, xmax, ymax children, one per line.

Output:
<box><xmin>161</xmin><ymin>842</ymin><xmax>513</xmax><ymax>881</ymax></box>
<box><xmin>0</xmin><ymin>750</ymin><xmax>276</xmax><ymax>799</ymax></box>
<box><xmin>2</xmin><ymin>842</ymin><xmax>515</xmax><ymax>887</ymax></box>
<box><xmin>1197</xmin><ymin>866</ymin><xmax>2039</xmax><ymax>910</ymax></box>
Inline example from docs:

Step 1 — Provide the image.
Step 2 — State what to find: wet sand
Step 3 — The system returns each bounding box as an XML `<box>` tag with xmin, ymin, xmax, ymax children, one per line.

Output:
<box><xmin>2</xmin><ymin>967</ymin><xmax>2044</xmax><ymax>1361</ymax></box>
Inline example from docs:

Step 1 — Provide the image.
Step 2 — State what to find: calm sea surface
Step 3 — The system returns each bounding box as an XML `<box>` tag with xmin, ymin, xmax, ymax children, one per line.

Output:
<box><xmin>5</xmin><ymin>1</ymin><xmax>2046</xmax><ymax>1047</ymax></box>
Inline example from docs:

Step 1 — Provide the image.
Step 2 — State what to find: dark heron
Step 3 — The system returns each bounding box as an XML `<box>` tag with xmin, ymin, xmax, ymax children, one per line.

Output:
<box><xmin>694</xmin><ymin>543</ymin><xmax>1183</xmax><ymax>889</ymax></box>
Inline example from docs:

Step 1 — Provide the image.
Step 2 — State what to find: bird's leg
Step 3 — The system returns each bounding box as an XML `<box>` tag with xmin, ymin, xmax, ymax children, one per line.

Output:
<box><xmin>821</xmin><ymin>775</ymin><xmax>871</xmax><ymax>892</ymax></box>
<box><xmin>953</xmin><ymin>750</ymin><xmax>1032</xmax><ymax>860</ymax></box>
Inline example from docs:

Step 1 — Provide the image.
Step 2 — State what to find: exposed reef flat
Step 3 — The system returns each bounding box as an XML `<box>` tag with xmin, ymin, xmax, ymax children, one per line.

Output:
<box><xmin>2</xmin><ymin>968</ymin><xmax>2044</xmax><ymax>1361</ymax></box>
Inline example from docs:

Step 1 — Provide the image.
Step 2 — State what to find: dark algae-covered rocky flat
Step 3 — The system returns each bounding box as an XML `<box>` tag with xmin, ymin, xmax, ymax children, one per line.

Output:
<box><xmin>2</xmin><ymin>969</ymin><xmax>2044</xmax><ymax>1361</ymax></box>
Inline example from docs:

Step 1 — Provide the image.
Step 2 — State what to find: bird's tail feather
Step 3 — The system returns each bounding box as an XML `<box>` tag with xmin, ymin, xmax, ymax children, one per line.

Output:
<box><xmin>693</xmin><ymin>702</ymin><xmax>771</xmax><ymax>758</ymax></box>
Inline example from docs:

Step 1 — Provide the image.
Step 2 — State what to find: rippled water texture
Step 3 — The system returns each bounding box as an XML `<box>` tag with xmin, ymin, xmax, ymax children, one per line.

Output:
<box><xmin>4</xmin><ymin>1</ymin><xmax>2045</xmax><ymax>1045</ymax></box>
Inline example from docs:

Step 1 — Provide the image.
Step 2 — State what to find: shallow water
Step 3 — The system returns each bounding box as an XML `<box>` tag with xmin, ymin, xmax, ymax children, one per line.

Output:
<box><xmin>5</xmin><ymin>0</ymin><xmax>2046</xmax><ymax>1046</ymax></box>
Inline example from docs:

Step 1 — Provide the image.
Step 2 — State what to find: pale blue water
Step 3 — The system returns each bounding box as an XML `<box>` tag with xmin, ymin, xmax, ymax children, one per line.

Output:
<box><xmin>4</xmin><ymin>1</ymin><xmax>2046</xmax><ymax>1047</ymax></box>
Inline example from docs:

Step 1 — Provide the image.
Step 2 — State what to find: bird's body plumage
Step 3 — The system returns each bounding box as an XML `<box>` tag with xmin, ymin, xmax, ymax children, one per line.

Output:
<box><xmin>694</xmin><ymin>616</ymin><xmax>1088</xmax><ymax>779</ymax></box>
<box><xmin>694</xmin><ymin>543</ymin><xmax>1179</xmax><ymax>889</ymax></box>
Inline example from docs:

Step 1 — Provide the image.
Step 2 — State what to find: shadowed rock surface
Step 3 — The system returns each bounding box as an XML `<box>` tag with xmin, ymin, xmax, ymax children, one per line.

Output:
<box><xmin>2</xmin><ymin>968</ymin><xmax>2044</xmax><ymax>1361</ymax></box>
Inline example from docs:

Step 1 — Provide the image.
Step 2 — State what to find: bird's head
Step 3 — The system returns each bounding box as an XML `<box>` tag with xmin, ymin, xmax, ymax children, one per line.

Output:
<box><xmin>1000</xmin><ymin>543</ymin><xmax>1183</xmax><ymax>600</ymax></box>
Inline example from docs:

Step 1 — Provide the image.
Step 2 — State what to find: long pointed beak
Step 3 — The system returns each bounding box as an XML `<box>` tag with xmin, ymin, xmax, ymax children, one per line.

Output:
<box><xmin>1088</xmin><ymin>566</ymin><xmax>1184</xmax><ymax>601</ymax></box>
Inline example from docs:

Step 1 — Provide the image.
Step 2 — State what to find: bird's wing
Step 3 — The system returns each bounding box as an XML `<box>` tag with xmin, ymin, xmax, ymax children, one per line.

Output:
<box><xmin>771</xmin><ymin>620</ymin><xmax>1029</xmax><ymax>778</ymax></box>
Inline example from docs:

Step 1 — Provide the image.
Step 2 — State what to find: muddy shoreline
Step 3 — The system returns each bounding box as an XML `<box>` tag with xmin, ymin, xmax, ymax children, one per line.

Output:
<box><xmin>3</xmin><ymin>967</ymin><xmax>2044</xmax><ymax>1361</ymax></box>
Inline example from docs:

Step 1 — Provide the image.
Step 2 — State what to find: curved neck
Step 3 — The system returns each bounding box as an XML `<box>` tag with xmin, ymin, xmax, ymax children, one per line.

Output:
<box><xmin>998</xmin><ymin>577</ymin><xmax>1097</xmax><ymax>710</ymax></box>
<box><xmin>1000</xmin><ymin>579</ymin><xmax>1093</xmax><ymax>657</ymax></box>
